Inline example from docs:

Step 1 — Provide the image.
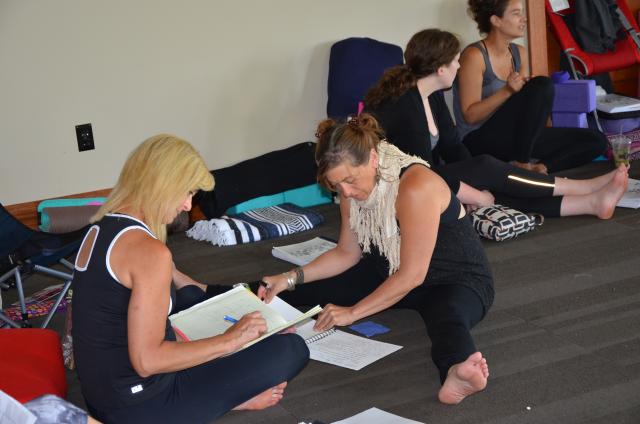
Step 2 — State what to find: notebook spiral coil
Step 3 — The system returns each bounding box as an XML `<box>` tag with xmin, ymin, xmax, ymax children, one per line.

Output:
<box><xmin>305</xmin><ymin>328</ymin><xmax>336</xmax><ymax>344</ymax></box>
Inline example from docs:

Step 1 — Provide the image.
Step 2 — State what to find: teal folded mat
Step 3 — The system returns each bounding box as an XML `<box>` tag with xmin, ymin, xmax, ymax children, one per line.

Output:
<box><xmin>284</xmin><ymin>184</ymin><xmax>332</xmax><ymax>207</ymax></box>
<box><xmin>38</xmin><ymin>197</ymin><xmax>106</xmax><ymax>230</ymax></box>
<box><xmin>226</xmin><ymin>184</ymin><xmax>332</xmax><ymax>215</ymax></box>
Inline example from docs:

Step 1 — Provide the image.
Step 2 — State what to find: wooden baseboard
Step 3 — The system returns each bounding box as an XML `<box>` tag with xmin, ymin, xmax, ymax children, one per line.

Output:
<box><xmin>5</xmin><ymin>188</ymin><xmax>112</xmax><ymax>230</ymax></box>
<box><xmin>6</xmin><ymin>188</ymin><xmax>208</xmax><ymax>230</ymax></box>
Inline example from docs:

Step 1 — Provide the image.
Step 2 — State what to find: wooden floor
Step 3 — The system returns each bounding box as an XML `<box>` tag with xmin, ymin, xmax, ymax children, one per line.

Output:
<box><xmin>6</xmin><ymin>162</ymin><xmax>640</xmax><ymax>423</ymax></box>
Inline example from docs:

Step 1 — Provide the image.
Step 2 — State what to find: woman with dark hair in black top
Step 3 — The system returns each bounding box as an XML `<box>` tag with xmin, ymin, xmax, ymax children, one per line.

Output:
<box><xmin>259</xmin><ymin>114</ymin><xmax>493</xmax><ymax>404</ymax></box>
<box><xmin>365</xmin><ymin>29</ymin><xmax>628</xmax><ymax>219</ymax></box>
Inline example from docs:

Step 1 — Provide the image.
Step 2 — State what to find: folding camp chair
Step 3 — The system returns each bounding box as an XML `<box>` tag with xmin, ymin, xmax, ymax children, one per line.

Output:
<box><xmin>0</xmin><ymin>203</ymin><xmax>87</xmax><ymax>328</ymax></box>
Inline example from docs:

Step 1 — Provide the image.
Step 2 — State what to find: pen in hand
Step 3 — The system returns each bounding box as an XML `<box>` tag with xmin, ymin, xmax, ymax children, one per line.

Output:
<box><xmin>223</xmin><ymin>315</ymin><xmax>238</xmax><ymax>324</ymax></box>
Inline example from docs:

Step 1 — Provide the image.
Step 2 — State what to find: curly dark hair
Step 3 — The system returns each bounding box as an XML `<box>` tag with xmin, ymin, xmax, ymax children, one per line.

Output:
<box><xmin>364</xmin><ymin>29</ymin><xmax>460</xmax><ymax>108</ymax></box>
<box><xmin>467</xmin><ymin>0</ymin><xmax>512</xmax><ymax>35</ymax></box>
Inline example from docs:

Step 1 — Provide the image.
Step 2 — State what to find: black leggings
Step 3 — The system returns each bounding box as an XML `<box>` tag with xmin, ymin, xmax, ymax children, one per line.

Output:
<box><xmin>462</xmin><ymin>76</ymin><xmax>607</xmax><ymax>173</ymax></box>
<box><xmin>278</xmin><ymin>257</ymin><xmax>486</xmax><ymax>384</ymax></box>
<box><xmin>436</xmin><ymin>154</ymin><xmax>562</xmax><ymax>216</ymax></box>
<box><xmin>92</xmin><ymin>286</ymin><xmax>310</xmax><ymax>424</ymax></box>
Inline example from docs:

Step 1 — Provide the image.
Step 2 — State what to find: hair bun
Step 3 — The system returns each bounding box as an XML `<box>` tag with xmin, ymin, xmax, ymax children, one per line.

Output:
<box><xmin>315</xmin><ymin>118</ymin><xmax>336</xmax><ymax>139</ymax></box>
<box><xmin>355</xmin><ymin>113</ymin><xmax>381</xmax><ymax>133</ymax></box>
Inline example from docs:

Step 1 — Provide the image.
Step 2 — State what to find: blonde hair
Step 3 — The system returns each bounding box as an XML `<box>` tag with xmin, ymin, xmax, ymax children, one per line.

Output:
<box><xmin>92</xmin><ymin>134</ymin><xmax>214</xmax><ymax>242</ymax></box>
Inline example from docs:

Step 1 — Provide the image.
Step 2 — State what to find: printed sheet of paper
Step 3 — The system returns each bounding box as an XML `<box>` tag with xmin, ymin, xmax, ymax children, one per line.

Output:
<box><xmin>272</xmin><ymin>237</ymin><xmax>336</xmax><ymax>265</ymax></box>
<box><xmin>297</xmin><ymin>321</ymin><xmax>402</xmax><ymax>371</ymax></box>
<box><xmin>332</xmin><ymin>407</ymin><xmax>424</xmax><ymax>424</ymax></box>
<box><xmin>265</xmin><ymin>297</ymin><xmax>402</xmax><ymax>370</ymax></box>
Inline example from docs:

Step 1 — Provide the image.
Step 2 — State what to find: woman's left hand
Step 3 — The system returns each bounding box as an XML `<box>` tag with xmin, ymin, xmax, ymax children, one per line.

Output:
<box><xmin>313</xmin><ymin>304</ymin><xmax>356</xmax><ymax>332</ymax></box>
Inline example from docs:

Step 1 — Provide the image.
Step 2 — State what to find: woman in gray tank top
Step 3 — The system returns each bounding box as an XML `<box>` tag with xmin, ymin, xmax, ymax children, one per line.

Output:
<box><xmin>453</xmin><ymin>0</ymin><xmax>607</xmax><ymax>174</ymax></box>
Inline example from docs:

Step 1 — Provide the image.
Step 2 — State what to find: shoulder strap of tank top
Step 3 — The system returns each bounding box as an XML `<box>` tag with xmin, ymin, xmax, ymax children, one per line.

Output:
<box><xmin>509</xmin><ymin>43</ymin><xmax>521</xmax><ymax>73</ymax></box>
<box><xmin>477</xmin><ymin>40</ymin><xmax>494</xmax><ymax>76</ymax></box>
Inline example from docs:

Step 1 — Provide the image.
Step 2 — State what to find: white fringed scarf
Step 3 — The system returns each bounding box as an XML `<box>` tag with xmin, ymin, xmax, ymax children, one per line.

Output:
<box><xmin>349</xmin><ymin>141</ymin><xmax>430</xmax><ymax>275</ymax></box>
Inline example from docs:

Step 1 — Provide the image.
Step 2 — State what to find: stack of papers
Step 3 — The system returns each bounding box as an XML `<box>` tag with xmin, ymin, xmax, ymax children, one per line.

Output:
<box><xmin>596</xmin><ymin>93</ymin><xmax>640</xmax><ymax>114</ymax></box>
<box><xmin>272</xmin><ymin>237</ymin><xmax>337</xmax><ymax>265</ymax></box>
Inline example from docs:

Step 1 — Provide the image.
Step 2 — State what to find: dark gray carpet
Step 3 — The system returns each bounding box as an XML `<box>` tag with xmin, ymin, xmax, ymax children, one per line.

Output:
<box><xmin>6</xmin><ymin>162</ymin><xmax>640</xmax><ymax>423</ymax></box>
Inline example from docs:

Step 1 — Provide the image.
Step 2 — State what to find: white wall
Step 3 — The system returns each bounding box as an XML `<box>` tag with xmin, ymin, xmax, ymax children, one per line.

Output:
<box><xmin>0</xmin><ymin>0</ymin><xmax>480</xmax><ymax>204</ymax></box>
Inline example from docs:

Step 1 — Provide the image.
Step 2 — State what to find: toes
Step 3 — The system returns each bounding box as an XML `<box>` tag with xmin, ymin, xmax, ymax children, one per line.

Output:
<box><xmin>468</xmin><ymin>352</ymin><xmax>483</xmax><ymax>362</ymax></box>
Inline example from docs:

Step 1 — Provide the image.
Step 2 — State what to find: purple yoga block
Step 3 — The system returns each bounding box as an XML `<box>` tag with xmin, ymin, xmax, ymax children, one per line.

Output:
<box><xmin>552</xmin><ymin>112</ymin><xmax>587</xmax><ymax>128</ymax></box>
<box><xmin>552</xmin><ymin>80</ymin><xmax>596</xmax><ymax>113</ymax></box>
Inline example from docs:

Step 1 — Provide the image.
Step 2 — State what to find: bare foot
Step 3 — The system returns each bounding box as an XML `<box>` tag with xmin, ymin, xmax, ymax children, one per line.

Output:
<box><xmin>511</xmin><ymin>161</ymin><xmax>547</xmax><ymax>174</ymax></box>
<box><xmin>233</xmin><ymin>382</ymin><xmax>287</xmax><ymax>411</ymax></box>
<box><xmin>511</xmin><ymin>161</ymin><xmax>534</xmax><ymax>171</ymax></box>
<box><xmin>438</xmin><ymin>352</ymin><xmax>489</xmax><ymax>405</ymax></box>
<box><xmin>588</xmin><ymin>164</ymin><xmax>628</xmax><ymax>193</ymax></box>
<box><xmin>531</xmin><ymin>163</ymin><xmax>548</xmax><ymax>174</ymax></box>
<box><xmin>593</xmin><ymin>168</ymin><xmax>628</xmax><ymax>219</ymax></box>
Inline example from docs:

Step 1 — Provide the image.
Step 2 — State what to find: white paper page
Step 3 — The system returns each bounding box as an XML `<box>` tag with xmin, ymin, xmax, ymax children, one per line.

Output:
<box><xmin>332</xmin><ymin>407</ymin><xmax>424</xmax><ymax>424</ymax></box>
<box><xmin>617</xmin><ymin>178</ymin><xmax>640</xmax><ymax>209</ymax></box>
<box><xmin>297</xmin><ymin>321</ymin><xmax>402</xmax><ymax>371</ymax></box>
<box><xmin>268</xmin><ymin>296</ymin><xmax>305</xmax><ymax>321</ymax></box>
<box><xmin>169</xmin><ymin>286</ymin><xmax>287</xmax><ymax>340</ymax></box>
<box><xmin>0</xmin><ymin>390</ymin><xmax>36</xmax><ymax>424</ymax></box>
<box><xmin>597</xmin><ymin>94</ymin><xmax>640</xmax><ymax>113</ymax></box>
<box><xmin>272</xmin><ymin>237</ymin><xmax>336</xmax><ymax>265</ymax></box>
<box><xmin>263</xmin><ymin>300</ymin><xmax>402</xmax><ymax>370</ymax></box>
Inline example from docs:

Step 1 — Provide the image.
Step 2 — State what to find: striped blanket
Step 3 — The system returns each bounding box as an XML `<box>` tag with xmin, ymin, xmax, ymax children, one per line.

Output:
<box><xmin>186</xmin><ymin>203</ymin><xmax>324</xmax><ymax>246</ymax></box>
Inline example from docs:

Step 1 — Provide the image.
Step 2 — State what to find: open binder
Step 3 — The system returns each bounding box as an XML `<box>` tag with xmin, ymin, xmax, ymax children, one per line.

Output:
<box><xmin>168</xmin><ymin>286</ymin><xmax>321</xmax><ymax>350</ymax></box>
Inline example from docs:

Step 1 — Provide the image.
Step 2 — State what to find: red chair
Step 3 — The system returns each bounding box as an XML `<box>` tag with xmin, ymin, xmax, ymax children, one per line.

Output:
<box><xmin>545</xmin><ymin>0</ymin><xmax>640</xmax><ymax>79</ymax></box>
<box><xmin>0</xmin><ymin>328</ymin><xmax>67</xmax><ymax>403</ymax></box>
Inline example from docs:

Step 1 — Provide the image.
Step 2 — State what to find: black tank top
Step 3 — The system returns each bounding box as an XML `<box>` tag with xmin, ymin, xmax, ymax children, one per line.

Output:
<box><xmin>370</xmin><ymin>164</ymin><xmax>494</xmax><ymax>310</ymax></box>
<box><xmin>399</xmin><ymin>163</ymin><xmax>462</xmax><ymax>223</ymax></box>
<box><xmin>72</xmin><ymin>214</ymin><xmax>176</xmax><ymax>411</ymax></box>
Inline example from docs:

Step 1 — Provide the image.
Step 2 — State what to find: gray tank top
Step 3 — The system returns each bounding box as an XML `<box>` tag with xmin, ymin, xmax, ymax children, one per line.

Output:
<box><xmin>452</xmin><ymin>41</ymin><xmax>521</xmax><ymax>140</ymax></box>
<box><xmin>430</xmin><ymin>132</ymin><xmax>439</xmax><ymax>150</ymax></box>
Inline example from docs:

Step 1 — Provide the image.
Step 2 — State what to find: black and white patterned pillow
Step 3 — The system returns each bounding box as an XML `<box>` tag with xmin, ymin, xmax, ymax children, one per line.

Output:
<box><xmin>470</xmin><ymin>204</ymin><xmax>543</xmax><ymax>242</ymax></box>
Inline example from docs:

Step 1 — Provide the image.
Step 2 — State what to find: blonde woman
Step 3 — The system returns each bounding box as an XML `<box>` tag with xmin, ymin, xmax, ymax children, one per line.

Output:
<box><xmin>72</xmin><ymin>135</ymin><xmax>309</xmax><ymax>423</ymax></box>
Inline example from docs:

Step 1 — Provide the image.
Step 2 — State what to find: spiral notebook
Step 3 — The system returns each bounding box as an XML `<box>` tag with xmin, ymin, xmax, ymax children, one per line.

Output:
<box><xmin>269</xmin><ymin>297</ymin><xmax>402</xmax><ymax>371</ymax></box>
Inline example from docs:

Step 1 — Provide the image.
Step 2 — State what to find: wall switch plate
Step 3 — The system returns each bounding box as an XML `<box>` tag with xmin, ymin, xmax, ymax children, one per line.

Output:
<box><xmin>76</xmin><ymin>123</ymin><xmax>95</xmax><ymax>152</ymax></box>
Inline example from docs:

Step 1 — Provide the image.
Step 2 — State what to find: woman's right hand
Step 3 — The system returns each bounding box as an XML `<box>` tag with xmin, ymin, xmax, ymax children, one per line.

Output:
<box><xmin>465</xmin><ymin>190</ymin><xmax>495</xmax><ymax>213</ymax></box>
<box><xmin>258</xmin><ymin>273</ymin><xmax>291</xmax><ymax>303</ymax></box>
<box><xmin>506</xmin><ymin>71</ymin><xmax>526</xmax><ymax>93</ymax></box>
<box><xmin>223</xmin><ymin>311</ymin><xmax>267</xmax><ymax>352</ymax></box>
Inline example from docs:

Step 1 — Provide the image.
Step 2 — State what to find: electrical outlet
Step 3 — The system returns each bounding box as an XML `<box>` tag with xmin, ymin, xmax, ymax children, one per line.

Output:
<box><xmin>75</xmin><ymin>123</ymin><xmax>95</xmax><ymax>152</ymax></box>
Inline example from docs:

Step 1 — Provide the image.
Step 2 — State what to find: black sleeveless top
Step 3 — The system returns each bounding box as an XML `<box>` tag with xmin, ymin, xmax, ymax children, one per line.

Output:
<box><xmin>72</xmin><ymin>214</ymin><xmax>176</xmax><ymax>411</ymax></box>
<box><xmin>369</xmin><ymin>164</ymin><xmax>494</xmax><ymax>312</ymax></box>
